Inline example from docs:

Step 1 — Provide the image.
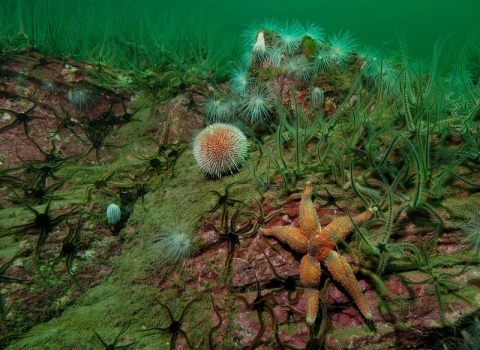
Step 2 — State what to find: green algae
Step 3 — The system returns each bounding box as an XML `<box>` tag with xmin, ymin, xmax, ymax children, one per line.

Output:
<box><xmin>0</xmin><ymin>102</ymin><xmax>260</xmax><ymax>348</ymax></box>
<box><xmin>300</xmin><ymin>36</ymin><xmax>318</xmax><ymax>58</ymax></box>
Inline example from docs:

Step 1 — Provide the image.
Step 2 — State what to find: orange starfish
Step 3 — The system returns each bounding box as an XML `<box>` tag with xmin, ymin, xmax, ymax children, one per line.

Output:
<box><xmin>259</xmin><ymin>182</ymin><xmax>373</xmax><ymax>325</ymax></box>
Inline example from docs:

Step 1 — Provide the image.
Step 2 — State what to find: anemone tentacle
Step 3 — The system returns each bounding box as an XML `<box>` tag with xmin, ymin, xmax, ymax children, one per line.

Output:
<box><xmin>276</xmin><ymin>21</ymin><xmax>303</xmax><ymax>55</ymax></box>
<box><xmin>240</xmin><ymin>84</ymin><xmax>275</xmax><ymax>124</ymax></box>
<box><xmin>326</xmin><ymin>31</ymin><xmax>359</xmax><ymax>68</ymax></box>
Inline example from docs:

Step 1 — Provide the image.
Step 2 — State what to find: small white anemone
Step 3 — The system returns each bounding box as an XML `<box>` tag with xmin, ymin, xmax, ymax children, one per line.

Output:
<box><xmin>201</xmin><ymin>93</ymin><xmax>237</xmax><ymax>123</ymax></box>
<box><xmin>283</xmin><ymin>55</ymin><xmax>315</xmax><ymax>82</ymax></box>
<box><xmin>229</xmin><ymin>65</ymin><xmax>253</xmax><ymax>95</ymax></box>
<box><xmin>266</xmin><ymin>45</ymin><xmax>283</xmax><ymax>67</ymax></box>
<box><xmin>150</xmin><ymin>229</ymin><xmax>195</xmax><ymax>265</ymax></box>
<box><xmin>362</xmin><ymin>53</ymin><xmax>400</xmax><ymax>93</ymax></box>
<box><xmin>260</xmin><ymin>18</ymin><xmax>281</xmax><ymax>32</ymax></box>
<box><xmin>313</xmin><ymin>46</ymin><xmax>333</xmax><ymax>71</ymax></box>
<box><xmin>67</xmin><ymin>88</ymin><xmax>96</xmax><ymax>110</ymax></box>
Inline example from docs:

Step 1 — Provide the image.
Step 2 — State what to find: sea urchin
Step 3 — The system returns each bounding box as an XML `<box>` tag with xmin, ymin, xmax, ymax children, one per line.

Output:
<box><xmin>193</xmin><ymin>123</ymin><xmax>249</xmax><ymax>178</ymax></box>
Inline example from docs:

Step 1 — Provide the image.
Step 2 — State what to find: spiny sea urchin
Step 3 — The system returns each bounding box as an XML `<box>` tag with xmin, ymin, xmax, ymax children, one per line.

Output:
<box><xmin>193</xmin><ymin>123</ymin><xmax>249</xmax><ymax>178</ymax></box>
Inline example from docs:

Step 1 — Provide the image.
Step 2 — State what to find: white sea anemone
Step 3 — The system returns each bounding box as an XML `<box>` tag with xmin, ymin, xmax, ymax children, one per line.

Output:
<box><xmin>201</xmin><ymin>92</ymin><xmax>237</xmax><ymax>123</ymax></box>
<box><xmin>229</xmin><ymin>65</ymin><xmax>253</xmax><ymax>95</ymax></box>
<box><xmin>266</xmin><ymin>45</ymin><xmax>283</xmax><ymax>67</ymax></box>
<box><xmin>240</xmin><ymin>84</ymin><xmax>275</xmax><ymax>124</ymax></box>
<box><xmin>302</xmin><ymin>22</ymin><xmax>325</xmax><ymax>45</ymax></box>
<box><xmin>276</xmin><ymin>21</ymin><xmax>303</xmax><ymax>55</ymax></box>
<box><xmin>326</xmin><ymin>31</ymin><xmax>358</xmax><ymax>68</ymax></box>
<box><xmin>283</xmin><ymin>55</ymin><xmax>316</xmax><ymax>82</ymax></box>
<box><xmin>150</xmin><ymin>229</ymin><xmax>195</xmax><ymax>265</ymax></box>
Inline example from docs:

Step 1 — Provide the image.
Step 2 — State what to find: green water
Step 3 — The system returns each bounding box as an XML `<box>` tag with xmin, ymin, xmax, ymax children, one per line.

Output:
<box><xmin>2</xmin><ymin>0</ymin><xmax>479</xmax><ymax>58</ymax></box>
<box><xmin>184</xmin><ymin>0</ymin><xmax>480</xmax><ymax>56</ymax></box>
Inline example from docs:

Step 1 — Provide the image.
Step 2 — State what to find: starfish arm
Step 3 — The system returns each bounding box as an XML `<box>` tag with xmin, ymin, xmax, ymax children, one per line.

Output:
<box><xmin>300</xmin><ymin>255</ymin><xmax>322</xmax><ymax>287</ymax></box>
<box><xmin>325</xmin><ymin>208</ymin><xmax>373</xmax><ymax>241</ymax></box>
<box><xmin>299</xmin><ymin>181</ymin><xmax>321</xmax><ymax>237</ymax></box>
<box><xmin>304</xmin><ymin>288</ymin><xmax>321</xmax><ymax>325</ymax></box>
<box><xmin>323</xmin><ymin>250</ymin><xmax>373</xmax><ymax>320</ymax></box>
<box><xmin>300</xmin><ymin>255</ymin><xmax>322</xmax><ymax>325</ymax></box>
<box><xmin>259</xmin><ymin>226</ymin><xmax>308</xmax><ymax>254</ymax></box>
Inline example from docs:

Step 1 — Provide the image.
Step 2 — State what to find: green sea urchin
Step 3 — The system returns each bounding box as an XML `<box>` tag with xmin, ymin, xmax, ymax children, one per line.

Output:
<box><xmin>106</xmin><ymin>203</ymin><xmax>121</xmax><ymax>225</ymax></box>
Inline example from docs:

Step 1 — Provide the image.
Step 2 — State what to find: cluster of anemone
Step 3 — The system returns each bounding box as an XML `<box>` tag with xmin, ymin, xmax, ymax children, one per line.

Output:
<box><xmin>201</xmin><ymin>92</ymin><xmax>237</xmax><ymax>123</ymax></box>
<box><xmin>202</xmin><ymin>82</ymin><xmax>275</xmax><ymax>125</ymax></box>
<box><xmin>239</xmin><ymin>20</ymin><xmax>362</xmax><ymax>77</ymax></box>
<box><xmin>201</xmin><ymin>20</ymin><xmax>366</xmax><ymax>125</ymax></box>
<box><xmin>241</xmin><ymin>20</ymin><xmax>326</xmax><ymax>68</ymax></box>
